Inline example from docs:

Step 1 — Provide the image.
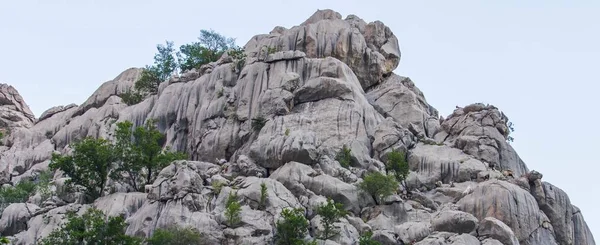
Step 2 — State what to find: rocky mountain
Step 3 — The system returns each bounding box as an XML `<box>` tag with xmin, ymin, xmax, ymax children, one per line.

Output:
<box><xmin>0</xmin><ymin>9</ymin><xmax>595</xmax><ymax>245</ymax></box>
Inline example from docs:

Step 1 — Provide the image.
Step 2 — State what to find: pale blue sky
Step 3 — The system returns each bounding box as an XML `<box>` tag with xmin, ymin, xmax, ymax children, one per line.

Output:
<box><xmin>1</xmin><ymin>0</ymin><xmax>598</xmax><ymax>239</ymax></box>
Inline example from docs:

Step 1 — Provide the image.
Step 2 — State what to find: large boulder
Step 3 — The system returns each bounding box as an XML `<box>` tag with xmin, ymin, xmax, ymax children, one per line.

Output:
<box><xmin>477</xmin><ymin>217</ymin><xmax>519</xmax><ymax>245</ymax></box>
<box><xmin>0</xmin><ymin>203</ymin><xmax>39</xmax><ymax>236</ymax></box>
<box><xmin>0</xmin><ymin>83</ymin><xmax>35</xmax><ymax>129</ymax></box>
<box><xmin>571</xmin><ymin>205</ymin><xmax>596</xmax><ymax>245</ymax></box>
<box><xmin>430</xmin><ymin>210</ymin><xmax>478</xmax><ymax>234</ymax></box>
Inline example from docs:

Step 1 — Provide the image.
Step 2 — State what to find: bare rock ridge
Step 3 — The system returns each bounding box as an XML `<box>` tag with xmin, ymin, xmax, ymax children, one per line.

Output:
<box><xmin>0</xmin><ymin>9</ymin><xmax>595</xmax><ymax>245</ymax></box>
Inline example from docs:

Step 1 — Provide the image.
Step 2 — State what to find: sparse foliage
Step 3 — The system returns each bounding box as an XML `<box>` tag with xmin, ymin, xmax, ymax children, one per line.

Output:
<box><xmin>251</xmin><ymin>116</ymin><xmax>267</xmax><ymax>131</ymax></box>
<box><xmin>147</xmin><ymin>226</ymin><xmax>204</xmax><ymax>245</ymax></box>
<box><xmin>285</xmin><ymin>128</ymin><xmax>290</xmax><ymax>136</ymax></box>
<box><xmin>212</xmin><ymin>181</ymin><xmax>224</xmax><ymax>195</ymax></box>
<box><xmin>336</xmin><ymin>145</ymin><xmax>353</xmax><ymax>168</ymax></box>
<box><xmin>111</xmin><ymin>120</ymin><xmax>186</xmax><ymax>192</ymax></box>
<box><xmin>135</xmin><ymin>41</ymin><xmax>178</xmax><ymax>94</ymax></box>
<box><xmin>358</xmin><ymin>172</ymin><xmax>398</xmax><ymax>205</ymax></box>
<box><xmin>0</xmin><ymin>179</ymin><xmax>36</xmax><ymax>212</ymax></box>
<box><xmin>225</xmin><ymin>191</ymin><xmax>242</xmax><ymax>227</ymax></box>
<box><xmin>49</xmin><ymin>137</ymin><xmax>115</xmax><ymax>203</ymax></box>
<box><xmin>358</xmin><ymin>231</ymin><xmax>381</xmax><ymax>245</ymax></box>
<box><xmin>35</xmin><ymin>170</ymin><xmax>54</xmax><ymax>201</ymax></box>
<box><xmin>39</xmin><ymin>208</ymin><xmax>141</xmax><ymax>245</ymax></box>
<box><xmin>316</xmin><ymin>198</ymin><xmax>348</xmax><ymax>240</ymax></box>
<box><xmin>259</xmin><ymin>182</ymin><xmax>268</xmax><ymax>210</ymax></box>
<box><xmin>0</xmin><ymin>237</ymin><xmax>9</xmax><ymax>244</ymax></box>
<box><xmin>385</xmin><ymin>150</ymin><xmax>409</xmax><ymax>183</ymax></box>
<box><xmin>275</xmin><ymin>208</ymin><xmax>310</xmax><ymax>245</ymax></box>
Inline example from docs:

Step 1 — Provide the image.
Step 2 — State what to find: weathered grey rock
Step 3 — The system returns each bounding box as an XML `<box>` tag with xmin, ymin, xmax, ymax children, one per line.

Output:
<box><xmin>0</xmin><ymin>203</ymin><xmax>39</xmax><ymax>236</ymax></box>
<box><xmin>458</xmin><ymin>180</ymin><xmax>549</xmax><ymax>242</ymax></box>
<box><xmin>148</xmin><ymin>160</ymin><xmax>204</xmax><ymax>201</ymax></box>
<box><xmin>394</xmin><ymin>221</ymin><xmax>431</xmax><ymax>244</ymax></box>
<box><xmin>310</xmin><ymin>216</ymin><xmax>359</xmax><ymax>245</ymax></box>
<box><xmin>532</xmin><ymin>182</ymin><xmax>573</xmax><ymax>245</ymax></box>
<box><xmin>366</xmin><ymin>74</ymin><xmax>439</xmax><ymax>138</ymax></box>
<box><xmin>431</xmin><ymin>210</ymin><xmax>478</xmax><ymax>234</ymax></box>
<box><xmin>271</xmin><ymin>162</ymin><xmax>373</xmax><ymax>214</ymax></box>
<box><xmin>481</xmin><ymin>239</ymin><xmax>504</xmax><ymax>245</ymax></box>
<box><xmin>449</xmin><ymin>234</ymin><xmax>481</xmax><ymax>245</ymax></box>
<box><xmin>234</xmin><ymin>177</ymin><xmax>302</xmax><ymax>218</ymax></box>
<box><xmin>436</xmin><ymin>103</ymin><xmax>528</xmax><ymax>177</ymax></box>
<box><xmin>407</xmin><ymin>143</ymin><xmax>487</xmax><ymax>189</ymax></box>
<box><xmin>414</xmin><ymin>232</ymin><xmax>480</xmax><ymax>245</ymax></box>
<box><xmin>572</xmin><ymin>205</ymin><xmax>596</xmax><ymax>245</ymax></box>
<box><xmin>93</xmin><ymin>192</ymin><xmax>146</xmax><ymax>219</ymax></box>
<box><xmin>38</xmin><ymin>104</ymin><xmax>77</xmax><ymax>122</ymax></box>
<box><xmin>372</xmin><ymin>117</ymin><xmax>416</xmax><ymax>162</ymax></box>
<box><xmin>371</xmin><ymin>230</ymin><xmax>398</xmax><ymax>245</ymax></box>
<box><xmin>477</xmin><ymin>217</ymin><xmax>520</xmax><ymax>245</ymax></box>
<box><xmin>0</xmin><ymin>84</ymin><xmax>35</xmax><ymax>129</ymax></box>
<box><xmin>12</xmin><ymin>204</ymin><xmax>88</xmax><ymax>245</ymax></box>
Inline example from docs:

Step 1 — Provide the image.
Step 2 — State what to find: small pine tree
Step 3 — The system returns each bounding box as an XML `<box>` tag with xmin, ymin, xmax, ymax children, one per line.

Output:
<box><xmin>316</xmin><ymin>198</ymin><xmax>348</xmax><ymax>240</ymax></box>
<box><xmin>259</xmin><ymin>182</ymin><xmax>268</xmax><ymax>210</ymax></box>
<box><xmin>336</xmin><ymin>145</ymin><xmax>352</xmax><ymax>168</ymax></box>
<box><xmin>225</xmin><ymin>191</ymin><xmax>242</xmax><ymax>227</ymax></box>
<box><xmin>385</xmin><ymin>150</ymin><xmax>409</xmax><ymax>183</ymax></box>
<box><xmin>275</xmin><ymin>208</ymin><xmax>310</xmax><ymax>245</ymax></box>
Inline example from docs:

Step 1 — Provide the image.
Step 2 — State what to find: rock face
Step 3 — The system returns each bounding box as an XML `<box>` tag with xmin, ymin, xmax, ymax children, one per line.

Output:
<box><xmin>0</xmin><ymin>9</ymin><xmax>595</xmax><ymax>245</ymax></box>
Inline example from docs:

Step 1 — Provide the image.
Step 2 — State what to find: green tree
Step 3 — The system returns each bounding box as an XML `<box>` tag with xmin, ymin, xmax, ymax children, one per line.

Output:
<box><xmin>135</xmin><ymin>41</ymin><xmax>177</xmax><ymax>94</ymax></box>
<box><xmin>275</xmin><ymin>208</ymin><xmax>310</xmax><ymax>245</ymax></box>
<box><xmin>0</xmin><ymin>179</ymin><xmax>36</xmax><ymax>212</ymax></box>
<box><xmin>259</xmin><ymin>182</ymin><xmax>268</xmax><ymax>210</ymax></box>
<box><xmin>49</xmin><ymin>137</ymin><xmax>115</xmax><ymax>203</ymax></box>
<box><xmin>35</xmin><ymin>170</ymin><xmax>54</xmax><ymax>201</ymax></box>
<box><xmin>316</xmin><ymin>198</ymin><xmax>348</xmax><ymax>240</ymax></box>
<box><xmin>385</xmin><ymin>150</ymin><xmax>409</xmax><ymax>183</ymax></box>
<box><xmin>177</xmin><ymin>29</ymin><xmax>236</xmax><ymax>72</ymax></box>
<box><xmin>358</xmin><ymin>172</ymin><xmax>398</xmax><ymax>205</ymax></box>
<box><xmin>40</xmin><ymin>208</ymin><xmax>141</xmax><ymax>245</ymax></box>
<box><xmin>146</xmin><ymin>226</ymin><xmax>204</xmax><ymax>245</ymax></box>
<box><xmin>0</xmin><ymin>237</ymin><xmax>9</xmax><ymax>244</ymax></box>
<box><xmin>112</xmin><ymin>120</ymin><xmax>186</xmax><ymax>192</ymax></box>
<box><xmin>224</xmin><ymin>191</ymin><xmax>242</xmax><ymax>227</ymax></box>
<box><xmin>358</xmin><ymin>231</ymin><xmax>381</xmax><ymax>245</ymax></box>
<box><xmin>335</xmin><ymin>145</ymin><xmax>352</xmax><ymax>168</ymax></box>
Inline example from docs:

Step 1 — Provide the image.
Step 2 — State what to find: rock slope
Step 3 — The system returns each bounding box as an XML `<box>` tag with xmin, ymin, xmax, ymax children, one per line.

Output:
<box><xmin>0</xmin><ymin>9</ymin><xmax>595</xmax><ymax>245</ymax></box>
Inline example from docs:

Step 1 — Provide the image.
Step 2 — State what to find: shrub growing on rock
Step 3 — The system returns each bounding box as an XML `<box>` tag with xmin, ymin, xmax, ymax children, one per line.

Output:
<box><xmin>335</xmin><ymin>145</ymin><xmax>353</xmax><ymax>168</ymax></box>
<box><xmin>178</xmin><ymin>29</ymin><xmax>237</xmax><ymax>72</ymax></box>
<box><xmin>111</xmin><ymin>120</ymin><xmax>186</xmax><ymax>192</ymax></box>
<box><xmin>225</xmin><ymin>191</ymin><xmax>242</xmax><ymax>227</ymax></box>
<box><xmin>251</xmin><ymin>116</ymin><xmax>268</xmax><ymax>131</ymax></box>
<box><xmin>147</xmin><ymin>226</ymin><xmax>203</xmax><ymax>245</ymax></box>
<box><xmin>385</xmin><ymin>150</ymin><xmax>409</xmax><ymax>183</ymax></box>
<box><xmin>121</xmin><ymin>90</ymin><xmax>144</xmax><ymax>105</ymax></box>
<box><xmin>0</xmin><ymin>179</ymin><xmax>36</xmax><ymax>211</ymax></box>
<box><xmin>259</xmin><ymin>182</ymin><xmax>268</xmax><ymax>210</ymax></box>
<box><xmin>358</xmin><ymin>231</ymin><xmax>381</xmax><ymax>245</ymax></box>
<box><xmin>275</xmin><ymin>208</ymin><xmax>311</xmax><ymax>245</ymax></box>
<box><xmin>358</xmin><ymin>172</ymin><xmax>398</xmax><ymax>205</ymax></box>
<box><xmin>40</xmin><ymin>208</ymin><xmax>141</xmax><ymax>245</ymax></box>
<box><xmin>316</xmin><ymin>198</ymin><xmax>348</xmax><ymax>240</ymax></box>
<box><xmin>50</xmin><ymin>137</ymin><xmax>116</xmax><ymax>203</ymax></box>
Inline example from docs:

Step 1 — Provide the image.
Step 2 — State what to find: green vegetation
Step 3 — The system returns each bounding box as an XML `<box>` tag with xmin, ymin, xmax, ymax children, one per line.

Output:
<box><xmin>35</xmin><ymin>170</ymin><xmax>54</xmax><ymax>201</ymax></box>
<box><xmin>225</xmin><ymin>191</ymin><xmax>242</xmax><ymax>227</ymax></box>
<box><xmin>251</xmin><ymin>116</ymin><xmax>267</xmax><ymax>131</ymax></box>
<box><xmin>275</xmin><ymin>208</ymin><xmax>311</xmax><ymax>245</ymax></box>
<box><xmin>284</xmin><ymin>128</ymin><xmax>290</xmax><ymax>136</ymax></box>
<box><xmin>316</xmin><ymin>198</ymin><xmax>348</xmax><ymax>240</ymax></box>
<box><xmin>507</xmin><ymin>121</ymin><xmax>515</xmax><ymax>142</ymax></box>
<box><xmin>0</xmin><ymin>179</ymin><xmax>36</xmax><ymax>206</ymax></box>
<box><xmin>50</xmin><ymin>137</ymin><xmax>115</xmax><ymax>202</ymax></box>
<box><xmin>147</xmin><ymin>226</ymin><xmax>204</xmax><ymax>245</ymax></box>
<box><xmin>40</xmin><ymin>208</ymin><xmax>141</xmax><ymax>245</ymax></box>
<box><xmin>121</xmin><ymin>90</ymin><xmax>144</xmax><ymax>105</ymax></box>
<box><xmin>212</xmin><ymin>181</ymin><xmax>224</xmax><ymax>195</ymax></box>
<box><xmin>335</xmin><ymin>145</ymin><xmax>353</xmax><ymax>168</ymax></box>
<box><xmin>45</xmin><ymin>130</ymin><xmax>53</xmax><ymax>139</ymax></box>
<box><xmin>217</xmin><ymin>88</ymin><xmax>224</xmax><ymax>98</ymax></box>
<box><xmin>133</xmin><ymin>30</ymin><xmax>238</xmax><ymax>95</ymax></box>
<box><xmin>358</xmin><ymin>172</ymin><xmax>398</xmax><ymax>205</ymax></box>
<box><xmin>50</xmin><ymin>120</ymin><xmax>186</xmax><ymax>202</ymax></box>
<box><xmin>358</xmin><ymin>231</ymin><xmax>382</xmax><ymax>245</ymax></box>
<box><xmin>259</xmin><ymin>182</ymin><xmax>268</xmax><ymax>210</ymax></box>
<box><xmin>0</xmin><ymin>237</ymin><xmax>9</xmax><ymax>244</ymax></box>
<box><xmin>385</xmin><ymin>150</ymin><xmax>409</xmax><ymax>183</ymax></box>
<box><xmin>111</xmin><ymin>120</ymin><xmax>186</xmax><ymax>192</ymax></box>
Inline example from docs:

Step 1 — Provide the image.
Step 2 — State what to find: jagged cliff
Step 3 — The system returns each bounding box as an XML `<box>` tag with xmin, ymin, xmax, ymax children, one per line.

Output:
<box><xmin>0</xmin><ymin>9</ymin><xmax>595</xmax><ymax>245</ymax></box>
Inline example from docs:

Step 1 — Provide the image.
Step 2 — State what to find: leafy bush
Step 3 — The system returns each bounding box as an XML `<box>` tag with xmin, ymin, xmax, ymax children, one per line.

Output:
<box><xmin>147</xmin><ymin>226</ymin><xmax>204</xmax><ymax>245</ymax></box>
<box><xmin>0</xmin><ymin>237</ymin><xmax>9</xmax><ymax>244</ymax></box>
<box><xmin>121</xmin><ymin>90</ymin><xmax>144</xmax><ymax>105</ymax></box>
<box><xmin>212</xmin><ymin>181</ymin><xmax>224</xmax><ymax>195</ymax></box>
<box><xmin>135</xmin><ymin>41</ymin><xmax>178</xmax><ymax>94</ymax></box>
<box><xmin>45</xmin><ymin>130</ymin><xmax>53</xmax><ymax>139</ymax></box>
<box><xmin>251</xmin><ymin>116</ymin><xmax>267</xmax><ymax>131</ymax></box>
<box><xmin>284</xmin><ymin>128</ymin><xmax>290</xmax><ymax>136</ymax></box>
<box><xmin>335</xmin><ymin>145</ymin><xmax>352</xmax><ymax>168</ymax></box>
<box><xmin>359</xmin><ymin>231</ymin><xmax>382</xmax><ymax>245</ymax></box>
<box><xmin>35</xmin><ymin>170</ymin><xmax>54</xmax><ymax>201</ymax></box>
<box><xmin>40</xmin><ymin>208</ymin><xmax>141</xmax><ymax>245</ymax></box>
<box><xmin>225</xmin><ymin>191</ymin><xmax>242</xmax><ymax>227</ymax></box>
<box><xmin>178</xmin><ymin>29</ymin><xmax>237</xmax><ymax>72</ymax></box>
<box><xmin>385</xmin><ymin>150</ymin><xmax>409</xmax><ymax>183</ymax></box>
<box><xmin>112</xmin><ymin>120</ymin><xmax>186</xmax><ymax>192</ymax></box>
<box><xmin>49</xmin><ymin>137</ymin><xmax>116</xmax><ymax>203</ymax></box>
<box><xmin>358</xmin><ymin>172</ymin><xmax>398</xmax><ymax>205</ymax></box>
<box><xmin>0</xmin><ymin>179</ymin><xmax>36</xmax><ymax>208</ymax></box>
<box><xmin>134</xmin><ymin>66</ymin><xmax>163</xmax><ymax>95</ymax></box>
<box><xmin>275</xmin><ymin>208</ymin><xmax>310</xmax><ymax>245</ymax></box>
<box><xmin>259</xmin><ymin>182</ymin><xmax>268</xmax><ymax>210</ymax></box>
<box><xmin>316</xmin><ymin>198</ymin><xmax>348</xmax><ymax>240</ymax></box>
